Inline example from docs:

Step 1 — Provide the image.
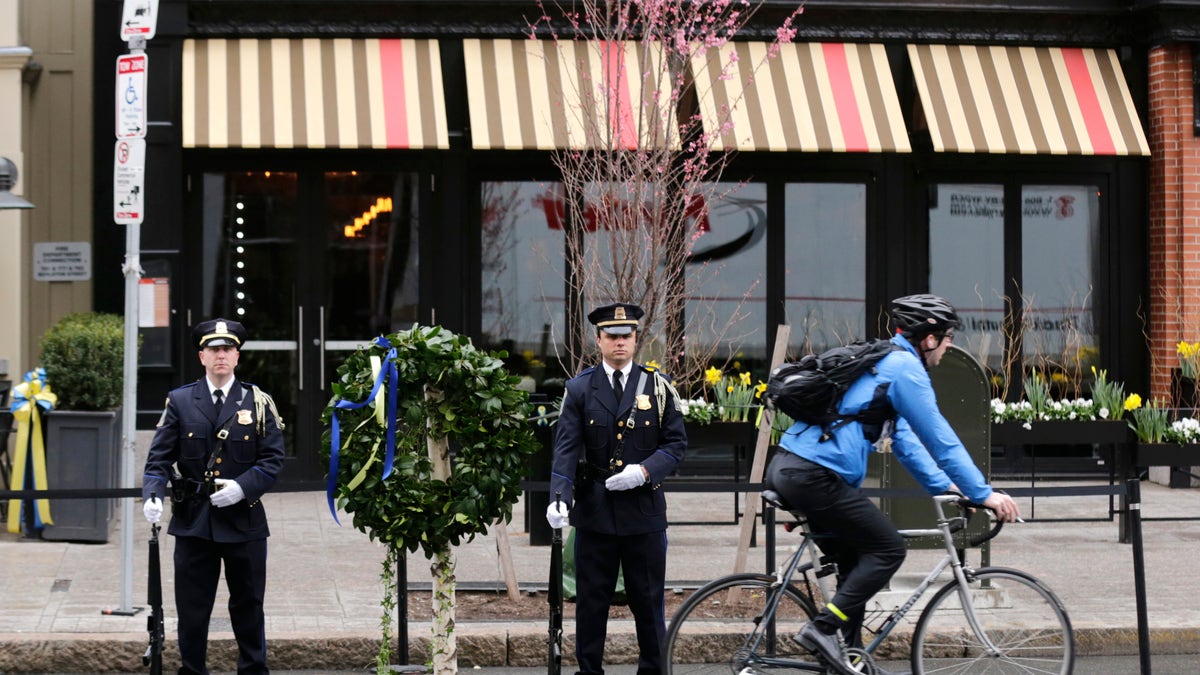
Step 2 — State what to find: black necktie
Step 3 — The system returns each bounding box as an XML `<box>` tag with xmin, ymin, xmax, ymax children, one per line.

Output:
<box><xmin>213</xmin><ymin>389</ymin><xmax>224</xmax><ymax>414</ymax></box>
<box><xmin>612</xmin><ymin>370</ymin><xmax>623</xmax><ymax>401</ymax></box>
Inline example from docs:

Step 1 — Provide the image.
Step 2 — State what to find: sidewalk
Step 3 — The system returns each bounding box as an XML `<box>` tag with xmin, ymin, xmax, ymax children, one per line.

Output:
<box><xmin>3</xmin><ymin>461</ymin><xmax>1200</xmax><ymax>672</ymax></box>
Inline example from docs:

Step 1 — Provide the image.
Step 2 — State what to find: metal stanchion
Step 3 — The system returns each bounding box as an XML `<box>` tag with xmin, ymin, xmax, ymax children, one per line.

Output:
<box><xmin>1125</xmin><ymin>478</ymin><xmax>1152</xmax><ymax>675</ymax></box>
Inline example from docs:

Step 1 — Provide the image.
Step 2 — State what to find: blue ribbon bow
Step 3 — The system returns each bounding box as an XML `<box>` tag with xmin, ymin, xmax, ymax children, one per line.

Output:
<box><xmin>327</xmin><ymin>336</ymin><xmax>399</xmax><ymax>523</ymax></box>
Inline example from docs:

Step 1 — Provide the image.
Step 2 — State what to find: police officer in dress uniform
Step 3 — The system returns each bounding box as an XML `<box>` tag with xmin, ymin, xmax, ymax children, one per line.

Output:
<box><xmin>141</xmin><ymin>319</ymin><xmax>286</xmax><ymax>675</ymax></box>
<box><xmin>546</xmin><ymin>303</ymin><xmax>687</xmax><ymax>675</ymax></box>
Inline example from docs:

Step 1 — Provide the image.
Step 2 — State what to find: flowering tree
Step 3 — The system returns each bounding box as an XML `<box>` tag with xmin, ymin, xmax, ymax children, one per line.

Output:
<box><xmin>528</xmin><ymin>0</ymin><xmax>804</xmax><ymax>391</ymax></box>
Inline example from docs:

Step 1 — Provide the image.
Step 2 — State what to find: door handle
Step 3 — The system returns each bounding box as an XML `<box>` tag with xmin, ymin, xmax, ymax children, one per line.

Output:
<box><xmin>297</xmin><ymin>306</ymin><xmax>304</xmax><ymax>391</ymax></box>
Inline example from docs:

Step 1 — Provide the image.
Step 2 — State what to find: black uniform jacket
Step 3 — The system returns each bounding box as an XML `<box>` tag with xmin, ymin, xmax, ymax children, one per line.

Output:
<box><xmin>550</xmin><ymin>363</ymin><xmax>687</xmax><ymax>535</ymax></box>
<box><xmin>141</xmin><ymin>379</ymin><xmax>286</xmax><ymax>543</ymax></box>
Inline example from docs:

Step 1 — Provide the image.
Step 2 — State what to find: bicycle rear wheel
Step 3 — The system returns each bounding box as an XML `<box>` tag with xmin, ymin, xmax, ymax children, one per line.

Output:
<box><xmin>664</xmin><ymin>573</ymin><xmax>819</xmax><ymax>675</ymax></box>
<box><xmin>911</xmin><ymin>566</ymin><xmax>1074</xmax><ymax>674</ymax></box>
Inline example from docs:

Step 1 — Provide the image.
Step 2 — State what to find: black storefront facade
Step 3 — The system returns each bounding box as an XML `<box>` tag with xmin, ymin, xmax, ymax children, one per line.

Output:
<box><xmin>90</xmin><ymin>1</ymin><xmax>1192</xmax><ymax>485</ymax></box>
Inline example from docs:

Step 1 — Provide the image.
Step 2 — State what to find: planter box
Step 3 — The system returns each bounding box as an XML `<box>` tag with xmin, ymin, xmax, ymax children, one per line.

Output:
<box><xmin>991</xmin><ymin>420</ymin><xmax>1132</xmax><ymax>446</ymax></box>
<box><xmin>1135</xmin><ymin>443</ymin><xmax>1200</xmax><ymax>488</ymax></box>
<box><xmin>41</xmin><ymin>409</ymin><xmax>122</xmax><ymax>542</ymax></box>
<box><xmin>678</xmin><ymin>421</ymin><xmax>758</xmax><ymax>479</ymax></box>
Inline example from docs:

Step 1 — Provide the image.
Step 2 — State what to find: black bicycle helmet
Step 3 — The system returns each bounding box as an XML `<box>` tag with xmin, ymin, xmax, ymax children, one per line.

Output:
<box><xmin>890</xmin><ymin>294</ymin><xmax>961</xmax><ymax>335</ymax></box>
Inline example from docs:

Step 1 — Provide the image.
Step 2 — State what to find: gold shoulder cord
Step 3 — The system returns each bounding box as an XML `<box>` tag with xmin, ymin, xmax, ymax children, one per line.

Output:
<box><xmin>250</xmin><ymin>385</ymin><xmax>286</xmax><ymax>433</ymax></box>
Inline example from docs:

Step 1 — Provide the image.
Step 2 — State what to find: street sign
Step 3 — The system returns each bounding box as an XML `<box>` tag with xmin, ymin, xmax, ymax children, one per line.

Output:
<box><xmin>113</xmin><ymin>138</ymin><xmax>146</xmax><ymax>225</ymax></box>
<box><xmin>116</xmin><ymin>53</ymin><xmax>148</xmax><ymax>139</ymax></box>
<box><xmin>120</xmin><ymin>0</ymin><xmax>159</xmax><ymax>41</ymax></box>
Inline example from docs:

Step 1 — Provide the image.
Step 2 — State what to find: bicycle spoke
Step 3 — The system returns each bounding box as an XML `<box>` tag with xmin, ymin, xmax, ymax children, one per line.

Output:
<box><xmin>664</xmin><ymin>574</ymin><xmax>819</xmax><ymax>674</ymax></box>
<box><xmin>911</xmin><ymin>568</ymin><xmax>1074</xmax><ymax>674</ymax></box>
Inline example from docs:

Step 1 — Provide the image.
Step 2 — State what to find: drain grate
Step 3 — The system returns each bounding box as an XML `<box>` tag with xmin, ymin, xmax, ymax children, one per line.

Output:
<box><xmin>51</xmin><ymin>579</ymin><xmax>71</xmax><ymax>592</ymax></box>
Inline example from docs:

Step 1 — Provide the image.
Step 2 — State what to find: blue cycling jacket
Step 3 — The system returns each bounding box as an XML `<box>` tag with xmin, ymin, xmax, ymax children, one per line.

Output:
<box><xmin>778</xmin><ymin>333</ymin><xmax>993</xmax><ymax>503</ymax></box>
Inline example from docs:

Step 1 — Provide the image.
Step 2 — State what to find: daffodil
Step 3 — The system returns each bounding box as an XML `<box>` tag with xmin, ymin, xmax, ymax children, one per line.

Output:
<box><xmin>704</xmin><ymin>366</ymin><xmax>722</xmax><ymax>386</ymax></box>
<box><xmin>1124</xmin><ymin>393</ymin><xmax>1142</xmax><ymax>411</ymax></box>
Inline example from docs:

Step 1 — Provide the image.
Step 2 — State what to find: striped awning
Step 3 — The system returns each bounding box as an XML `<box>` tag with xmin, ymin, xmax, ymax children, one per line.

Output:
<box><xmin>908</xmin><ymin>44</ymin><xmax>1150</xmax><ymax>155</ymax></box>
<box><xmin>463</xmin><ymin>39</ymin><xmax>677</xmax><ymax>151</ymax></box>
<box><xmin>689</xmin><ymin>42</ymin><xmax>911</xmax><ymax>153</ymax></box>
<box><xmin>182</xmin><ymin>38</ymin><xmax>449</xmax><ymax>149</ymax></box>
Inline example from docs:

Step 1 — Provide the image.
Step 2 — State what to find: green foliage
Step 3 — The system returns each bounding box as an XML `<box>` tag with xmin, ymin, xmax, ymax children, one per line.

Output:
<box><xmin>40</xmin><ymin>312</ymin><xmax>127</xmax><ymax>411</ymax></box>
<box><xmin>321</xmin><ymin>324</ymin><xmax>540</xmax><ymax>558</ymax></box>
<box><xmin>1089</xmin><ymin>367</ymin><xmax>1126</xmax><ymax>421</ymax></box>
<box><xmin>1129</xmin><ymin>399</ymin><xmax>1169</xmax><ymax>443</ymax></box>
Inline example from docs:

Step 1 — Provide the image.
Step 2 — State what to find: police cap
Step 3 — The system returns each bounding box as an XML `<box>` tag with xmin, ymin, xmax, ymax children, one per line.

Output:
<box><xmin>193</xmin><ymin>318</ymin><xmax>247</xmax><ymax>349</ymax></box>
<box><xmin>587</xmin><ymin>302</ymin><xmax>643</xmax><ymax>336</ymax></box>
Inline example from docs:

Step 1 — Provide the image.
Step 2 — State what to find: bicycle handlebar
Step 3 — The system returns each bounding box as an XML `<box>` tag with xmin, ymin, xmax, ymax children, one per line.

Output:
<box><xmin>947</xmin><ymin>496</ymin><xmax>1005</xmax><ymax>547</ymax></box>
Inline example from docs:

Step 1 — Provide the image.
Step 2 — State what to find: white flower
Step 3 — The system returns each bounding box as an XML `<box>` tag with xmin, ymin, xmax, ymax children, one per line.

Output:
<box><xmin>1099</xmin><ymin>407</ymin><xmax>1110</xmax><ymax>419</ymax></box>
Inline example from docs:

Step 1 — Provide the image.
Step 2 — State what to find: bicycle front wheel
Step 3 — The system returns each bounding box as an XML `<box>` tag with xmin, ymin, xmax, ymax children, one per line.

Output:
<box><xmin>911</xmin><ymin>566</ymin><xmax>1074</xmax><ymax>674</ymax></box>
<box><xmin>664</xmin><ymin>573</ymin><xmax>819</xmax><ymax>675</ymax></box>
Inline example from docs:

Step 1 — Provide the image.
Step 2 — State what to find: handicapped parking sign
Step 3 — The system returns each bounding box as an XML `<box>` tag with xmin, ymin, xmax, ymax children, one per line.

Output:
<box><xmin>116</xmin><ymin>53</ymin><xmax>148</xmax><ymax>139</ymax></box>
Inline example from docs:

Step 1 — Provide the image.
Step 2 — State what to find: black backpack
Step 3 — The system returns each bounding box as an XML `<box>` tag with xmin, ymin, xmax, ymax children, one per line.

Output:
<box><xmin>766</xmin><ymin>339</ymin><xmax>902</xmax><ymax>442</ymax></box>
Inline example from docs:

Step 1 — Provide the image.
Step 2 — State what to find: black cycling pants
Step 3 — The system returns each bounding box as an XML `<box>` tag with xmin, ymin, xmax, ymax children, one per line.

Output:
<box><xmin>765</xmin><ymin>451</ymin><xmax>906</xmax><ymax>647</ymax></box>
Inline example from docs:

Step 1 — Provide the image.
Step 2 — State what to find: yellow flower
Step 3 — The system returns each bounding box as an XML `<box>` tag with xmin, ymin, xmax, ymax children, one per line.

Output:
<box><xmin>726</xmin><ymin>385</ymin><xmax>734</xmax><ymax>394</ymax></box>
<box><xmin>645</xmin><ymin>359</ymin><xmax>660</xmax><ymax>370</ymax></box>
<box><xmin>1124</xmin><ymin>393</ymin><xmax>1142</xmax><ymax>411</ymax></box>
<box><xmin>739</xmin><ymin>372</ymin><xmax>751</xmax><ymax>387</ymax></box>
<box><xmin>705</xmin><ymin>366</ymin><xmax>722</xmax><ymax>385</ymax></box>
<box><xmin>1050</xmin><ymin>372</ymin><xmax>1068</xmax><ymax>384</ymax></box>
<box><xmin>755</xmin><ymin>381</ymin><xmax>767</xmax><ymax>399</ymax></box>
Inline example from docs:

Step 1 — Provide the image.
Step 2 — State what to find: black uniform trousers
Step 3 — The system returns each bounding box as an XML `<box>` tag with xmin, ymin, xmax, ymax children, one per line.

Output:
<box><xmin>174</xmin><ymin>535</ymin><xmax>269</xmax><ymax>675</ymax></box>
<box><xmin>765</xmin><ymin>452</ymin><xmax>906</xmax><ymax>647</ymax></box>
<box><xmin>574</xmin><ymin>528</ymin><xmax>668</xmax><ymax>675</ymax></box>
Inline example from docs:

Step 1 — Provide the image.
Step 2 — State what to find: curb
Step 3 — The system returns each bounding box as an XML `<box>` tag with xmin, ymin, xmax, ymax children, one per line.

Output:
<box><xmin>2</xmin><ymin>624</ymin><xmax>1200</xmax><ymax>672</ymax></box>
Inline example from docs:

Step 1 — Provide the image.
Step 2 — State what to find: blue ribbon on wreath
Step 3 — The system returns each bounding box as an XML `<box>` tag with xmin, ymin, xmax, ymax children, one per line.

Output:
<box><xmin>327</xmin><ymin>336</ymin><xmax>399</xmax><ymax>523</ymax></box>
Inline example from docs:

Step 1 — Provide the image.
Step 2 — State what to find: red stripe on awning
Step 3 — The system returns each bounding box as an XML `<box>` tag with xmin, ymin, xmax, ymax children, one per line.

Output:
<box><xmin>379</xmin><ymin>40</ymin><xmax>409</xmax><ymax>148</ymax></box>
<box><xmin>822</xmin><ymin>43</ymin><xmax>869</xmax><ymax>152</ymax></box>
<box><xmin>1061</xmin><ymin>47</ymin><xmax>1115</xmax><ymax>155</ymax></box>
<box><xmin>602</xmin><ymin>41</ymin><xmax>639</xmax><ymax>150</ymax></box>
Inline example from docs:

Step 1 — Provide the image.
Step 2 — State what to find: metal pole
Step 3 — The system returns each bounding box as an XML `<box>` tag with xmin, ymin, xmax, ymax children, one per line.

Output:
<box><xmin>1126</xmin><ymin>478</ymin><xmax>1152</xmax><ymax>674</ymax></box>
<box><xmin>118</xmin><ymin>219</ymin><xmax>142</xmax><ymax>613</ymax></box>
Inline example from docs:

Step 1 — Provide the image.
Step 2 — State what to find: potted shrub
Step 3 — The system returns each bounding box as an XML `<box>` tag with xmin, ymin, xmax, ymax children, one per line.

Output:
<box><xmin>39</xmin><ymin>312</ymin><xmax>127</xmax><ymax>542</ymax></box>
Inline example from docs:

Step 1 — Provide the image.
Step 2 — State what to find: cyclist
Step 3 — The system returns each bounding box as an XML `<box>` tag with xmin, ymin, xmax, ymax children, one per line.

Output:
<box><xmin>765</xmin><ymin>293</ymin><xmax>1020</xmax><ymax>675</ymax></box>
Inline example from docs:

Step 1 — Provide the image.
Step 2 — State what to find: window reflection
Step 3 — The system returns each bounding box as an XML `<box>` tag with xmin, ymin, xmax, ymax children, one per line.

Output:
<box><xmin>785</xmin><ymin>183</ymin><xmax>866</xmax><ymax>354</ymax></box>
<box><xmin>1021</xmin><ymin>185</ymin><xmax>1099</xmax><ymax>394</ymax></box>
<box><xmin>929</xmin><ymin>183</ymin><xmax>1005</xmax><ymax>377</ymax></box>
<box><xmin>480</xmin><ymin>182</ymin><xmax>568</xmax><ymax>393</ymax></box>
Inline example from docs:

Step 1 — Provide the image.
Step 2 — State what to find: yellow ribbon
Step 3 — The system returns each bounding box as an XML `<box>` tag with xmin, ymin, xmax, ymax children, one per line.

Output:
<box><xmin>7</xmin><ymin>378</ymin><xmax>57</xmax><ymax>533</ymax></box>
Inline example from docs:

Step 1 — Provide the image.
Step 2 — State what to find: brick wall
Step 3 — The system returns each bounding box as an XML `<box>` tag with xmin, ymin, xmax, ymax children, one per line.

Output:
<box><xmin>1148</xmin><ymin>44</ymin><xmax>1200</xmax><ymax>403</ymax></box>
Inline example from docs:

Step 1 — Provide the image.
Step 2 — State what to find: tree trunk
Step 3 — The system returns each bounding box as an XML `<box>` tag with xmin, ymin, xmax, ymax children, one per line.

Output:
<box><xmin>430</xmin><ymin>545</ymin><xmax>458</xmax><ymax>675</ymax></box>
<box><xmin>426</xmin><ymin>387</ymin><xmax>452</xmax><ymax>481</ymax></box>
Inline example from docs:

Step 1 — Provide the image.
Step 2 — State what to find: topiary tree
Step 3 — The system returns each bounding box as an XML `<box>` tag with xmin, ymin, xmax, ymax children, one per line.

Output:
<box><xmin>322</xmin><ymin>324</ymin><xmax>540</xmax><ymax>674</ymax></box>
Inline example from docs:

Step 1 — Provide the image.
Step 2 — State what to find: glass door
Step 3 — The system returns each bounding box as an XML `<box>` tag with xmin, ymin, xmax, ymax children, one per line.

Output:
<box><xmin>195</xmin><ymin>169</ymin><xmax>422</xmax><ymax>484</ymax></box>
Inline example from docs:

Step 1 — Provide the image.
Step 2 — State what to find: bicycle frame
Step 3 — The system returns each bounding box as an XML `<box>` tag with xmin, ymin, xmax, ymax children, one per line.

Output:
<box><xmin>748</xmin><ymin>494</ymin><xmax>1000</xmax><ymax>671</ymax></box>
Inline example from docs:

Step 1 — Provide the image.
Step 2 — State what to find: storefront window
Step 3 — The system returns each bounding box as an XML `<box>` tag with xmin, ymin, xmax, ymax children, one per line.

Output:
<box><xmin>929</xmin><ymin>183</ymin><xmax>1005</xmax><ymax>376</ymax></box>
<box><xmin>479</xmin><ymin>181</ymin><xmax>568</xmax><ymax>391</ymax></box>
<box><xmin>929</xmin><ymin>182</ymin><xmax>1100</xmax><ymax>398</ymax></box>
<box><xmin>1021</xmin><ymin>185</ymin><xmax>1099</xmax><ymax>393</ymax></box>
<box><xmin>785</xmin><ymin>183</ymin><xmax>866</xmax><ymax>354</ymax></box>
<box><xmin>685</xmin><ymin>182</ymin><xmax>768</xmax><ymax>377</ymax></box>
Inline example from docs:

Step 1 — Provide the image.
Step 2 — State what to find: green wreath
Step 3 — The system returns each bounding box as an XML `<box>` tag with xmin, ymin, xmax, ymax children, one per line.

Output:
<box><xmin>320</xmin><ymin>324</ymin><xmax>540</xmax><ymax>555</ymax></box>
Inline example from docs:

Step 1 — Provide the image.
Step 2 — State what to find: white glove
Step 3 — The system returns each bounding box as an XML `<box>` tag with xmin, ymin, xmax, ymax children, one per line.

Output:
<box><xmin>605</xmin><ymin>463</ymin><xmax>648</xmax><ymax>491</ymax></box>
<box><xmin>546</xmin><ymin>501</ymin><xmax>570</xmax><ymax>529</ymax></box>
<box><xmin>143</xmin><ymin>497</ymin><xmax>163</xmax><ymax>524</ymax></box>
<box><xmin>209</xmin><ymin>478</ymin><xmax>246</xmax><ymax>508</ymax></box>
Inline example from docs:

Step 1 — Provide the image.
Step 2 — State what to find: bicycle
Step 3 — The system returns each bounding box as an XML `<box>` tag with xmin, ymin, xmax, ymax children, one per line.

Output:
<box><xmin>663</xmin><ymin>491</ymin><xmax>1074</xmax><ymax>674</ymax></box>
